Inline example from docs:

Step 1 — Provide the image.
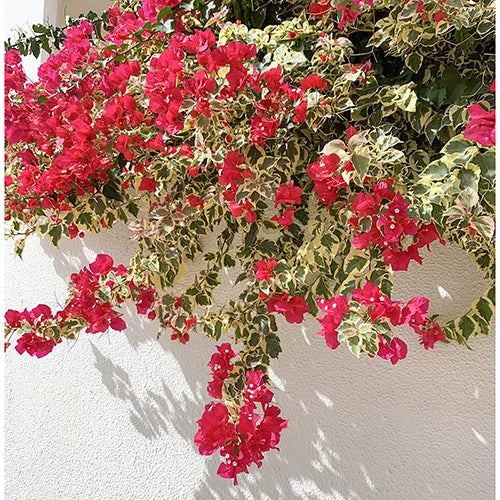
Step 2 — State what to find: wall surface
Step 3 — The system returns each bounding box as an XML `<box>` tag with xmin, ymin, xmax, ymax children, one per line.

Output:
<box><xmin>4</xmin><ymin>1</ymin><xmax>495</xmax><ymax>499</ymax></box>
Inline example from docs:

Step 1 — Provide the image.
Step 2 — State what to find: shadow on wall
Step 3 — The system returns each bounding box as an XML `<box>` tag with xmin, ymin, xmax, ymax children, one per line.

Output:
<box><xmin>42</xmin><ymin>225</ymin><xmax>494</xmax><ymax>500</ymax></box>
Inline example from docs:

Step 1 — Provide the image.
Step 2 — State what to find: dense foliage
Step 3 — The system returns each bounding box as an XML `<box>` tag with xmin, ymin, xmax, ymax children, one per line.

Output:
<box><xmin>4</xmin><ymin>0</ymin><xmax>495</xmax><ymax>484</ymax></box>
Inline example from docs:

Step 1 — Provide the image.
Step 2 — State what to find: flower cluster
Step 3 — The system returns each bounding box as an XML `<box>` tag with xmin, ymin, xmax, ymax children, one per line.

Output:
<box><xmin>195</xmin><ymin>363</ymin><xmax>287</xmax><ymax>485</ymax></box>
<box><xmin>5</xmin><ymin>254</ymin><xmax>159</xmax><ymax>356</ymax></box>
<box><xmin>315</xmin><ymin>281</ymin><xmax>446</xmax><ymax>364</ymax></box>
<box><xmin>307</xmin><ymin>152</ymin><xmax>353</xmax><ymax>208</ymax></box>
<box><xmin>4</xmin><ymin>0</ymin><xmax>495</xmax><ymax>485</ymax></box>
<box><xmin>349</xmin><ymin>182</ymin><xmax>445</xmax><ymax>271</ymax></box>
<box><xmin>207</xmin><ymin>342</ymin><xmax>237</xmax><ymax>399</ymax></box>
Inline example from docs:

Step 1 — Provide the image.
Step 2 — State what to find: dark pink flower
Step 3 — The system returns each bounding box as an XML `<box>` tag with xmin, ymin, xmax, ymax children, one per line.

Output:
<box><xmin>414</xmin><ymin>321</ymin><xmax>446</xmax><ymax>349</ymax></box>
<box><xmin>301</xmin><ymin>74</ymin><xmax>328</xmax><ymax>92</ymax></box>
<box><xmin>292</xmin><ymin>101</ymin><xmax>308</xmax><ymax>123</ymax></box>
<box><xmin>266</xmin><ymin>294</ymin><xmax>309</xmax><ymax>323</ymax></box>
<box><xmin>5</xmin><ymin>309</ymin><xmax>21</xmax><ymax>328</ymax></box>
<box><xmin>382</xmin><ymin>244</ymin><xmax>423</xmax><ymax>271</ymax></box>
<box><xmin>464</xmin><ymin>104</ymin><xmax>495</xmax><ymax>146</ymax></box>
<box><xmin>89</xmin><ymin>254</ymin><xmax>114</xmax><ymax>276</ymax></box>
<box><xmin>415</xmin><ymin>223</ymin><xmax>445</xmax><ymax>249</ymax></box>
<box><xmin>194</xmin><ymin>403</ymin><xmax>236</xmax><ymax>456</ymax></box>
<box><xmin>135</xmin><ymin>287</ymin><xmax>156</xmax><ymax>314</ymax></box>
<box><xmin>400</xmin><ymin>296</ymin><xmax>429</xmax><ymax>327</ymax></box>
<box><xmin>15</xmin><ymin>333</ymin><xmax>58</xmax><ymax>358</ymax></box>
<box><xmin>271</xmin><ymin>206</ymin><xmax>295</xmax><ymax>229</ymax></box>
<box><xmin>261</xmin><ymin>67</ymin><xmax>283</xmax><ymax>93</ymax></box>
<box><xmin>377</xmin><ymin>336</ymin><xmax>408</xmax><ymax>365</ymax></box>
<box><xmin>188</xmin><ymin>194</ymin><xmax>204</xmax><ymax>209</ymax></box>
<box><xmin>309</xmin><ymin>1</ymin><xmax>331</xmax><ymax>18</ymax></box>
<box><xmin>337</xmin><ymin>5</ymin><xmax>362</xmax><ymax>30</ymax></box>
<box><xmin>254</xmin><ymin>259</ymin><xmax>277</xmax><ymax>283</ymax></box>
<box><xmin>207</xmin><ymin>343</ymin><xmax>237</xmax><ymax>399</ymax></box>
<box><xmin>346</xmin><ymin>125</ymin><xmax>357</xmax><ymax>140</ymax></box>
<box><xmin>315</xmin><ymin>295</ymin><xmax>350</xmax><ymax>349</ymax></box>
<box><xmin>245</xmin><ymin>370</ymin><xmax>273</xmax><ymax>404</ymax></box>
<box><xmin>274</xmin><ymin>181</ymin><xmax>303</xmax><ymax>208</ymax></box>
<box><xmin>352</xmin><ymin>282</ymin><xmax>402</xmax><ymax>325</ymax></box>
<box><xmin>138</xmin><ymin>177</ymin><xmax>157</xmax><ymax>192</ymax></box>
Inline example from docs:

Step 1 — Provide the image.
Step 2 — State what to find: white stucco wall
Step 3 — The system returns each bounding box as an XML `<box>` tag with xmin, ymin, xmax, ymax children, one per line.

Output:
<box><xmin>4</xmin><ymin>1</ymin><xmax>495</xmax><ymax>499</ymax></box>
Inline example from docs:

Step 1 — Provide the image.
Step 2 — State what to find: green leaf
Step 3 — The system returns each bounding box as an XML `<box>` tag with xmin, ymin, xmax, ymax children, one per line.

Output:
<box><xmin>196</xmin><ymin>293</ymin><xmax>211</xmax><ymax>306</ymax></box>
<box><xmin>347</xmin><ymin>336</ymin><xmax>361</xmax><ymax>357</ymax></box>
<box><xmin>471</xmin><ymin>216</ymin><xmax>495</xmax><ymax>240</ymax></box>
<box><xmin>265</xmin><ymin>334</ymin><xmax>282</xmax><ymax>359</ymax></box>
<box><xmin>456</xmin><ymin>187</ymin><xmax>479</xmax><ymax>210</ymax></box>
<box><xmin>157</xmin><ymin>6</ymin><xmax>173</xmax><ymax>22</ymax></box>
<box><xmin>405</xmin><ymin>53</ymin><xmax>423</xmax><ymax>73</ymax></box>
<box><xmin>127</xmin><ymin>202</ymin><xmax>139</xmax><ymax>217</ymax></box>
<box><xmin>223</xmin><ymin>254</ymin><xmax>236</xmax><ymax>267</ymax></box>
<box><xmin>425</xmin><ymin>162</ymin><xmax>449</xmax><ymax>180</ymax></box>
<box><xmin>30</xmin><ymin>39</ymin><xmax>40</xmax><ymax>58</ymax></box>
<box><xmin>48</xmin><ymin>225</ymin><xmax>62</xmax><ymax>246</ymax></box>
<box><xmin>351</xmin><ymin>153</ymin><xmax>370</xmax><ymax>179</ymax></box>
<box><xmin>32</xmin><ymin>24</ymin><xmax>49</xmax><ymax>34</ymax></box>
<box><xmin>244</xmin><ymin>223</ymin><xmax>258</xmax><ymax>248</ymax></box>
<box><xmin>214</xmin><ymin>320</ymin><xmax>223</xmax><ymax>340</ymax></box>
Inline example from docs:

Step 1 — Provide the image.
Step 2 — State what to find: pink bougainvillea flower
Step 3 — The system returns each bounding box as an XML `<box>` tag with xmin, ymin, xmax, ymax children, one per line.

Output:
<box><xmin>309</xmin><ymin>0</ymin><xmax>331</xmax><ymax>18</ymax></box>
<box><xmin>346</xmin><ymin>125</ymin><xmax>357</xmax><ymax>140</ymax></box>
<box><xmin>68</xmin><ymin>223</ymin><xmax>79</xmax><ymax>239</ymax></box>
<box><xmin>433</xmin><ymin>11</ymin><xmax>446</xmax><ymax>23</ymax></box>
<box><xmin>218</xmin><ymin>151</ymin><xmax>246</xmax><ymax>187</ymax></box>
<box><xmin>187</xmin><ymin>194</ymin><xmax>204</xmax><ymax>209</ymax></box>
<box><xmin>414</xmin><ymin>321</ymin><xmax>447</xmax><ymax>349</ymax></box>
<box><xmin>377</xmin><ymin>336</ymin><xmax>408</xmax><ymax>365</ymax></box>
<box><xmin>352</xmin><ymin>282</ymin><xmax>402</xmax><ymax>325</ymax></box>
<box><xmin>274</xmin><ymin>181</ymin><xmax>303</xmax><ymax>208</ymax></box>
<box><xmin>194</xmin><ymin>402</ymin><xmax>236</xmax><ymax>456</ymax></box>
<box><xmin>315</xmin><ymin>295</ymin><xmax>350</xmax><ymax>349</ymax></box>
<box><xmin>415</xmin><ymin>223</ymin><xmax>445</xmax><ymax>249</ymax></box>
<box><xmin>382</xmin><ymin>244</ymin><xmax>423</xmax><ymax>271</ymax></box>
<box><xmin>301</xmin><ymin>74</ymin><xmax>328</xmax><ymax>92</ymax></box>
<box><xmin>255</xmin><ymin>403</ymin><xmax>288</xmax><ymax>450</ymax></box>
<box><xmin>138</xmin><ymin>177</ymin><xmax>157</xmax><ymax>192</ymax></box>
<box><xmin>464</xmin><ymin>103</ymin><xmax>495</xmax><ymax>146</ymax></box>
<box><xmin>350</xmin><ymin>192</ymin><xmax>378</xmax><ymax>217</ymax></box>
<box><xmin>250</xmin><ymin>116</ymin><xmax>281</xmax><ymax>145</ymax></box>
<box><xmin>15</xmin><ymin>332</ymin><xmax>59</xmax><ymax>358</ymax></box>
<box><xmin>245</xmin><ymin>370</ymin><xmax>273</xmax><ymax>404</ymax></box>
<box><xmin>261</xmin><ymin>66</ymin><xmax>283</xmax><ymax>93</ymax></box>
<box><xmin>352</xmin><ymin>223</ymin><xmax>382</xmax><ymax>249</ymax></box>
<box><xmin>292</xmin><ymin>100</ymin><xmax>308</xmax><ymax>123</ymax></box>
<box><xmin>207</xmin><ymin>343</ymin><xmax>237</xmax><ymax>399</ymax></box>
<box><xmin>337</xmin><ymin>5</ymin><xmax>362</xmax><ymax>30</ymax></box>
<box><xmin>271</xmin><ymin>206</ymin><xmax>296</xmax><ymax>229</ymax></box>
<box><xmin>217</xmin><ymin>448</ymin><xmax>249</xmax><ymax>485</ymax></box>
<box><xmin>89</xmin><ymin>254</ymin><xmax>114</xmax><ymax>276</ymax></box>
<box><xmin>490</xmin><ymin>79</ymin><xmax>496</xmax><ymax>92</ymax></box>
<box><xmin>5</xmin><ymin>309</ymin><xmax>21</xmax><ymax>328</ymax></box>
<box><xmin>400</xmin><ymin>296</ymin><xmax>429</xmax><ymax>327</ymax></box>
<box><xmin>316</xmin><ymin>301</ymin><xmax>349</xmax><ymax>350</ymax></box>
<box><xmin>254</xmin><ymin>259</ymin><xmax>277</xmax><ymax>283</ymax></box>
<box><xmin>266</xmin><ymin>293</ymin><xmax>309</xmax><ymax>323</ymax></box>
<box><xmin>135</xmin><ymin>286</ymin><xmax>156</xmax><ymax>314</ymax></box>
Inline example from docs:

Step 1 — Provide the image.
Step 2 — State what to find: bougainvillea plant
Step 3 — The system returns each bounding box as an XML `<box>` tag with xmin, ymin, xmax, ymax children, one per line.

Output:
<box><xmin>4</xmin><ymin>0</ymin><xmax>495</xmax><ymax>484</ymax></box>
